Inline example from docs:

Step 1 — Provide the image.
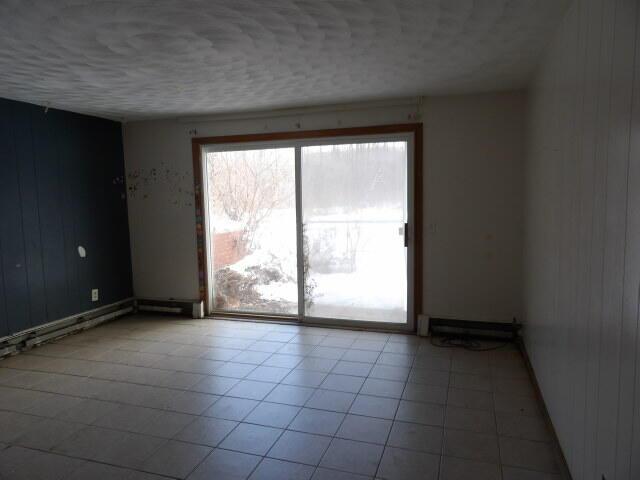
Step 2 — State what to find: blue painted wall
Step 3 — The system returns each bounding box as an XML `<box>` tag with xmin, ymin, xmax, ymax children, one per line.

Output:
<box><xmin>0</xmin><ymin>98</ymin><xmax>132</xmax><ymax>337</ymax></box>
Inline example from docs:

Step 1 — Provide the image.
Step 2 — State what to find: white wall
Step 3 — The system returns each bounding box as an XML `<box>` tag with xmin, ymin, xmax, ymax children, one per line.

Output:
<box><xmin>123</xmin><ymin>91</ymin><xmax>524</xmax><ymax>322</ymax></box>
<box><xmin>523</xmin><ymin>0</ymin><xmax>640</xmax><ymax>479</ymax></box>
<box><xmin>424</xmin><ymin>93</ymin><xmax>524</xmax><ymax>322</ymax></box>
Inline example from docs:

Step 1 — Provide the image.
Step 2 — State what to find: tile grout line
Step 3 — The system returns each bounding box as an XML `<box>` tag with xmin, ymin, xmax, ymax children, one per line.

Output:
<box><xmin>491</xmin><ymin>354</ymin><xmax>506</xmax><ymax>480</ymax></box>
<box><xmin>311</xmin><ymin>341</ymin><xmax>362</xmax><ymax>475</ymax></box>
<box><xmin>371</xmin><ymin>333</ymin><xmax>405</xmax><ymax>480</ymax></box>
<box><xmin>2</xmin><ymin>442</ymin><xmax>181</xmax><ymax>480</ymax></box>
<box><xmin>1</xmin><ymin>319</ymin><xmax>560</xmax><ymax>479</ymax></box>
<box><xmin>437</xmin><ymin>354</ymin><xmax>452</xmax><ymax>480</ymax></box>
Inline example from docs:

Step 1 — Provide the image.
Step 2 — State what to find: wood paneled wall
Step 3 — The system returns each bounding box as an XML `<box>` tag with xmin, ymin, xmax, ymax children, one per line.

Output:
<box><xmin>0</xmin><ymin>98</ymin><xmax>132</xmax><ymax>337</ymax></box>
<box><xmin>524</xmin><ymin>0</ymin><xmax>640</xmax><ymax>478</ymax></box>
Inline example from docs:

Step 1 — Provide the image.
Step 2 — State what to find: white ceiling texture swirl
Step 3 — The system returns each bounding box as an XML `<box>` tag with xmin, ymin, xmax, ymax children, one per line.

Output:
<box><xmin>0</xmin><ymin>0</ymin><xmax>569</xmax><ymax>120</ymax></box>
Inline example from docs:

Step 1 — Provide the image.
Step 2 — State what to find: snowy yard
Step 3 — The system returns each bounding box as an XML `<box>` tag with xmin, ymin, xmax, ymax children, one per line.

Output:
<box><xmin>207</xmin><ymin>141</ymin><xmax>408</xmax><ymax>323</ymax></box>
<box><xmin>216</xmin><ymin>207</ymin><xmax>407</xmax><ymax>323</ymax></box>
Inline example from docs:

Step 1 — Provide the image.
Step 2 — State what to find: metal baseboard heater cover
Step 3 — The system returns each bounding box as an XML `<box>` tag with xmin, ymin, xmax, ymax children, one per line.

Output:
<box><xmin>135</xmin><ymin>298</ymin><xmax>204</xmax><ymax>318</ymax></box>
<box><xmin>428</xmin><ymin>317</ymin><xmax>521</xmax><ymax>340</ymax></box>
<box><xmin>0</xmin><ymin>298</ymin><xmax>135</xmax><ymax>358</ymax></box>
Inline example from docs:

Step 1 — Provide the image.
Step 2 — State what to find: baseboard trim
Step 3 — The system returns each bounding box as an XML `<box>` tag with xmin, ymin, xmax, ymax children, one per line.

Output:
<box><xmin>428</xmin><ymin>317</ymin><xmax>521</xmax><ymax>340</ymax></box>
<box><xmin>0</xmin><ymin>297</ymin><xmax>135</xmax><ymax>357</ymax></box>
<box><xmin>135</xmin><ymin>298</ymin><xmax>203</xmax><ymax>318</ymax></box>
<box><xmin>518</xmin><ymin>338</ymin><xmax>574</xmax><ymax>480</ymax></box>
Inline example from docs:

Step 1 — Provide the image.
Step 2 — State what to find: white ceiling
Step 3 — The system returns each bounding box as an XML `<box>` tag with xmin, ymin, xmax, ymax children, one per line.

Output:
<box><xmin>0</xmin><ymin>0</ymin><xmax>569</xmax><ymax>120</ymax></box>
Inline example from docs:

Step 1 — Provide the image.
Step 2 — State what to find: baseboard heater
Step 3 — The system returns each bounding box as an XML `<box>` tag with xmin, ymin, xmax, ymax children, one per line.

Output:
<box><xmin>428</xmin><ymin>317</ymin><xmax>521</xmax><ymax>341</ymax></box>
<box><xmin>135</xmin><ymin>298</ymin><xmax>204</xmax><ymax>318</ymax></box>
<box><xmin>0</xmin><ymin>298</ymin><xmax>135</xmax><ymax>359</ymax></box>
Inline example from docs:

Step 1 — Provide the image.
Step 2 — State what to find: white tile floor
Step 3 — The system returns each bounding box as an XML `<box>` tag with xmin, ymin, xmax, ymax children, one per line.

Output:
<box><xmin>0</xmin><ymin>314</ymin><xmax>569</xmax><ymax>480</ymax></box>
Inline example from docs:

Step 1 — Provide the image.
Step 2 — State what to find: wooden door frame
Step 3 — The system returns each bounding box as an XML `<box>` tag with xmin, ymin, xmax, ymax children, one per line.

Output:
<box><xmin>191</xmin><ymin>123</ymin><xmax>423</xmax><ymax>331</ymax></box>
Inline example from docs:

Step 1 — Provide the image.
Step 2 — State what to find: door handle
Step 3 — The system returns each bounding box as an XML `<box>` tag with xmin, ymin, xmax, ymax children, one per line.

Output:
<box><xmin>404</xmin><ymin>223</ymin><xmax>408</xmax><ymax>247</ymax></box>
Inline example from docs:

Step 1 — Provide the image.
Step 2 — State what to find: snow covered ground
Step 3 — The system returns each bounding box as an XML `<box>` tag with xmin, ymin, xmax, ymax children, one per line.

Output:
<box><xmin>218</xmin><ymin>207</ymin><xmax>407</xmax><ymax>323</ymax></box>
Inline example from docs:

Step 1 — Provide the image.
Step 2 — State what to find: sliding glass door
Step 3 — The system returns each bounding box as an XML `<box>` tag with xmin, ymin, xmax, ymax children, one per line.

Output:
<box><xmin>202</xmin><ymin>134</ymin><xmax>413</xmax><ymax>328</ymax></box>
<box><xmin>301</xmin><ymin>142</ymin><xmax>408</xmax><ymax>323</ymax></box>
<box><xmin>204</xmin><ymin>147</ymin><xmax>298</xmax><ymax>314</ymax></box>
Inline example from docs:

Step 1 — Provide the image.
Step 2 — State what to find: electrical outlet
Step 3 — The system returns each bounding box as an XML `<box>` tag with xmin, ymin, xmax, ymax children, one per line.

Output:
<box><xmin>91</xmin><ymin>289</ymin><xmax>99</xmax><ymax>302</ymax></box>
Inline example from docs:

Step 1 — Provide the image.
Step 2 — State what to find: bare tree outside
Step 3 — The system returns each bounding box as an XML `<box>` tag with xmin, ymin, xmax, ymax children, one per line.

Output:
<box><xmin>207</xmin><ymin>148</ymin><xmax>298</xmax><ymax>313</ymax></box>
<box><xmin>209</xmin><ymin>148</ymin><xmax>294</xmax><ymax>249</ymax></box>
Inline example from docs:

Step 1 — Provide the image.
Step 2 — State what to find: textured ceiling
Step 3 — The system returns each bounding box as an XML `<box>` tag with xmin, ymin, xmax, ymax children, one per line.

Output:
<box><xmin>0</xmin><ymin>0</ymin><xmax>569</xmax><ymax>120</ymax></box>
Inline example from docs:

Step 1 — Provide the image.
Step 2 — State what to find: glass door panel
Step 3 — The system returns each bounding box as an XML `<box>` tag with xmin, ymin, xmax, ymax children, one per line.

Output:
<box><xmin>205</xmin><ymin>147</ymin><xmax>298</xmax><ymax>314</ymax></box>
<box><xmin>301</xmin><ymin>142</ymin><xmax>408</xmax><ymax>323</ymax></box>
